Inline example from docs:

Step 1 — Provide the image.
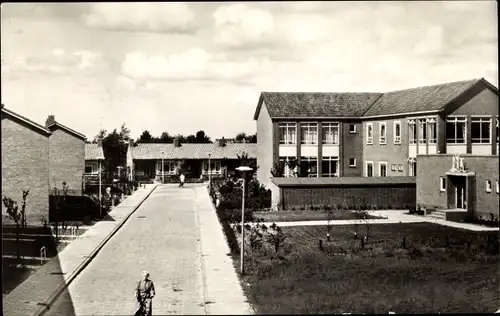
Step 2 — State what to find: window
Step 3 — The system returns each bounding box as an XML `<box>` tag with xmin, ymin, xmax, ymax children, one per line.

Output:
<box><xmin>408</xmin><ymin>119</ymin><xmax>416</xmax><ymax>144</ymax></box>
<box><xmin>471</xmin><ymin>117</ymin><xmax>491</xmax><ymax>144</ymax></box>
<box><xmin>301</xmin><ymin>156</ymin><xmax>318</xmax><ymax>177</ymax></box>
<box><xmin>349</xmin><ymin>157</ymin><xmax>356</xmax><ymax>167</ymax></box>
<box><xmin>394</xmin><ymin>121</ymin><xmax>401</xmax><ymax>144</ymax></box>
<box><xmin>391</xmin><ymin>164</ymin><xmax>397</xmax><ymax>172</ymax></box>
<box><xmin>418</xmin><ymin>118</ymin><xmax>427</xmax><ymax>144</ymax></box>
<box><xmin>279</xmin><ymin>156</ymin><xmax>296</xmax><ymax>177</ymax></box>
<box><xmin>428</xmin><ymin>118</ymin><xmax>437</xmax><ymax>144</ymax></box>
<box><xmin>486</xmin><ymin>180</ymin><xmax>492</xmax><ymax>193</ymax></box>
<box><xmin>366</xmin><ymin>161</ymin><xmax>374</xmax><ymax>177</ymax></box>
<box><xmin>409</xmin><ymin>162</ymin><xmax>417</xmax><ymax>176</ymax></box>
<box><xmin>202</xmin><ymin>160</ymin><xmax>221</xmax><ymax>175</ymax></box>
<box><xmin>440</xmin><ymin>177</ymin><xmax>446</xmax><ymax>192</ymax></box>
<box><xmin>85</xmin><ymin>165</ymin><xmax>93</xmax><ymax>174</ymax></box>
<box><xmin>279</xmin><ymin>123</ymin><xmax>297</xmax><ymax>145</ymax></box>
<box><xmin>322</xmin><ymin>123</ymin><xmax>339</xmax><ymax>145</ymax></box>
<box><xmin>301</xmin><ymin>123</ymin><xmax>318</xmax><ymax>145</ymax></box>
<box><xmin>397</xmin><ymin>164</ymin><xmax>404</xmax><ymax>172</ymax></box>
<box><xmin>379</xmin><ymin>162</ymin><xmax>387</xmax><ymax>177</ymax></box>
<box><xmin>157</xmin><ymin>161</ymin><xmax>177</xmax><ymax>175</ymax></box>
<box><xmin>322</xmin><ymin>156</ymin><xmax>339</xmax><ymax>177</ymax></box>
<box><xmin>379</xmin><ymin>122</ymin><xmax>387</xmax><ymax>144</ymax></box>
<box><xmin>366</xmin><ymin>123</ymin><xmax>373</xmax><ymax>144</ymax></box>
<box><xmin>446</xmin><ymin>117</ymin><xmax>466</xmax><ymax>143</ymax></box>
<box><xmin>349</xmin><ymin>124</ymin><xmax>357</xmax><ymax>133</ymax></box>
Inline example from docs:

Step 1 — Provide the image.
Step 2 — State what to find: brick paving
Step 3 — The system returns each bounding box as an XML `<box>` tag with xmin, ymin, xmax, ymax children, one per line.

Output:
<box><xmin>2</xmin><ymin>184</ymin><xmax>157</xmax><ymax>316</ymax></box>
<box><xmin>43</xmin><ymin>184</ymin><xmax>252</xmax><ymax>315</ymax></box>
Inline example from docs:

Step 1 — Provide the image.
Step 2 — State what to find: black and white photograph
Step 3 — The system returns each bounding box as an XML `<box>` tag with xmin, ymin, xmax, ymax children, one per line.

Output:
<box><xmin>1</xmin><ymin>2</ymin><xmax>498</xmax><ymax>315</ymax></box>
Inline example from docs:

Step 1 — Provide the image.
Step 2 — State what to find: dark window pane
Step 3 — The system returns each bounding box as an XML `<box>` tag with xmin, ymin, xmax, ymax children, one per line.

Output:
<box><xmin>446</xmin><ymin>122</ymin><xmax>455</xmax><ymax>142</ymax></box>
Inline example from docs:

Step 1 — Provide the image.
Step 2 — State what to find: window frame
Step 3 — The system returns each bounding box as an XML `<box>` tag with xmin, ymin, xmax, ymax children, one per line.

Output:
<box><xmin>397</xmin><ymin>164</ymin><xmax>404</xmax><ymax>172</ymax></box>
<box><xmin>365</xmin><ymin>161</ymin><xmax>374</xmax><ymax>177</ymax></box>
<box><xmin>418</xmin><ymin>118</ymin><xmax>427</xmax><ymax>144</ymax></box>
<box><xmin>471</xmin><ymin>117</ymin><xmax>491</xmax><ymax>144</ymax></box>
<box><xmin>279</xmin><ymin>156</ymin><xmax>296</xmax><ymax>177</ymax></box>
<box><xmin>379</xmin><ymin>161</ymin><xmax>388</xmax><ymax>177</ymax></box>
<box><xmin>349</xmin><ymin>124</ymin><xmax>357</xmax><ymax>134</ymax></box>
<box><xmin>349</xmin><ymin>157</ymin><xmax>356</xmax><ymax>168</ymax></box>
<box><xmin>391</xmin><ymin>164</ymin><xmax>397</xmax><ymax>172</ymax></box>
<box><xmin>300</xmin><ymin>156</ymin><xmax>318</xmax><ymax>177</ymax></box>
<box><xmin>301</xmin><ymin>123</ymin><xmax>319</xmax><ymax>145</ymax></box>
<box><xmin>379</xmin><ymin>122</ymin><xmax>387</xmax><ymax>144</ymax></box>
<box><xmin>321</xmin><ymin>156</ymin><xmax>339</xmax><ymax>177</ymax></box>
<box><xmin>366</xmin><ymin>123</ymin><xmax>373</xmax><ymax>144</ymax></box>
<box><xmin>446</xmin><ymin>116</ymin><xmax>467</xmax><ymax>144</ymax></box>
<box><xmin>408</xmin><ymin>119</ymin><xmax>417</xmax><ymax>144</ymax></box>
<box><xmin>278</xmin><ymin>122</ymin><xmax>297</xmax><ymax>145</ymax></box>
<box><xmin>321</xmin><ymin>123</ymin><xmax>339</xmax><ymax>145</ymax></box>
<box><xmin>439</xmin><ymin>177</ymin><xmax>446</xmax><ymax>192</ymax></box>
<box><xmin>202</xmin><ymin>160</ymin><xmax>222</xmax><ymax>175</ymax></box>
<box><xmin>393</xmin><ymin>121</ymin><xmax>401</xmax><ymax>144</ymax></box>
<box><xmin>485</xmin><ymin>180</ymin><xmax>492</xmax><ymax>193</ymax></box>
<box><xmin>428</xmin><ymin>117</ymin><xmax>437</xmax><ymax>144</ymax></box>
<box><xmin>157</xmin><ymin>161</ymin><xmax>177</xmax><ymax>175</ymax></box>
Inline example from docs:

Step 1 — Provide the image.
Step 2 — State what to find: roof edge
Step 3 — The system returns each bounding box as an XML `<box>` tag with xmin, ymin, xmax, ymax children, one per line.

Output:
<box><xmin>47</xmin><ymin>122</ymin><xmax>87</xmax><ymax>141</ymax></box>
<box><xmin>253</xmin><ymin>93</ymin><xmax>265</xmax><ymax>120</ymax></box>
<box><xmin>1</xmin><ymin>107</ymin><xmax>52</xmax><ymax>136</ymax></box>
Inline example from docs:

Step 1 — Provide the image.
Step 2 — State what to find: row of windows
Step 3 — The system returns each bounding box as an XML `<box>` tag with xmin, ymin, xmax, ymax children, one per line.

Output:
<box><xmin>278</xmin><ymin>156</ymin><xmax>357</xmax><ymax>177</ymax></box>
<box><xmin>365</xmin><ymin>161</ymin><xmax>407</xmax><ymax>177</ymax></box>
<box><xmin>279</xmin><ymin>123</ymin><xmax>357</xmax><ymax>145</ymax></box>
<box><xmin>439</xmin><ymin>177</ymin><xmax>499</xmax><ymax>194</ymax></box>
<box><xmin>365</xmin><ymin>116</ymin><xmax>499</xmax><ymax>145</ymax></box>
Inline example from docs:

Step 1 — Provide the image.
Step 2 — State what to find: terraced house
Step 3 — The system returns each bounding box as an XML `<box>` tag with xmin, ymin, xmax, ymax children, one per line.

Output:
<box><xmin>255</xmin><ymin>78</ymin><xmax>499</xmax><ymax>220</ymax></box>
<box><xmin>127</xmin><ymin>138</ymin><xmax>256</xmax><ymax>182</ymax></box>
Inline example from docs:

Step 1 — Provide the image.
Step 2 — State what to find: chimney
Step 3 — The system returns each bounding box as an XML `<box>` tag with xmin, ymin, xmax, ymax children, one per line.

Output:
<box><xmin>174</xmin><ymin>138</ymin><xmax>180</xmax><ymax>147</ymax></box>
<box><xmin>45</xmin><ymin>115</ymin><xmax>56</xmax><ymax>127</ymax></box>
<box><xmin>218</xmin><ymin>138</ymin><xmax>225</xmax><ymax>147</ymax></box>
<box><xmin>98</xmin><ymin>140</ymin><xmax>103</xmax><ymax>147</ymax></box>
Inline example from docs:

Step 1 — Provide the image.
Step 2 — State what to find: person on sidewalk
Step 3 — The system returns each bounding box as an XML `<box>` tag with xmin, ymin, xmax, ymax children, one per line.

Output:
<box><xmin>135</xmin><ymin>270</ymin><xmax>155</xmax><ymax>316</ymax></box>
<box><xmin>179</xmin><ymin>173</ymin><xmax>185</xmax><ymax>188</ymax></box>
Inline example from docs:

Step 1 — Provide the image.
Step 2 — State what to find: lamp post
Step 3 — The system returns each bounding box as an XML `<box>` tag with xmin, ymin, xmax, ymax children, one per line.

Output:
<box><xmin>236</xmin><ymin>165</ymin><xmax>253</xmax><ymax>275</ymax></box>
<box><xmin>98</xmin><ymin>159</ymin><xmax>102</xmax><ymax>217</ymax></box>
<box><xmin>208</xmin><ymin>153</ymin><xmax>211</xmax><ymax>191</ymax></box>
<box><xmin>161</xmin><ymin>151</ymin><xmax>165</xmax><ymax>183</ymax></box>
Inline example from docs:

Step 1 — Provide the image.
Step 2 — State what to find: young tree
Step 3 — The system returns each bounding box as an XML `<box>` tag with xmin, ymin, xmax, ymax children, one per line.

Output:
<box><xmin>3</xmin><ymin>196</ymin><xmax>22</xmax><ymax>261</ymax></box>
<box><xmin>20</xmin><ymin>190</ymin><xmax>29</xmax><ymax>228</ymax></box>
<box><xmin>137</xmin><ymin>130</ymin><xmax>154</xmax><ymax>143</ymax></box>
<box><xmin>267</xmin><ymin>223</ymin><xmax>288</xmax><ymax>254</ymax></box>
<box><xmin>52</xmin><ymin>181</ymin><xmax>69</xmax><ymax>242</ymax></box>
<box><xmin>93</xmin><ymin>129</ymin><xmax>107</xmax><ymax>144</ymax></box>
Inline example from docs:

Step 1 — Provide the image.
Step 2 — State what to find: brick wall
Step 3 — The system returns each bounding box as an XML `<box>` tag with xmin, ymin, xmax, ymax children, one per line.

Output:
<box><xmin>363</xmin><ymin>117</ymin><xmax>409</xmax><ymax>176</ymax></box>
<box><xmin>280</xmin><ymin>184</ymin><xmax>415</xmax><ymax>210</ymax></box>
<box><xmin>341</xmin><ymin>120</ymin><xmax>363</xmax><ymax>176</ymax></box>
<box><xmin>417</xmin><ymin>154</ymin><xmax>499</xmax><ymax>218</ymax></box>
<box><xmin>256</xmin><ymin>102</ymin><xmax>274</xmax><ymax>190</ymax></box>
<box><xmin>1</xmin><ymin>116</ymin><xmax>50</xmax><ymax>225</ymax></box>
<box><xmin>49</xmin><ymin>129</ymin><xmax>85</xmax><ymax>195</ymax></box>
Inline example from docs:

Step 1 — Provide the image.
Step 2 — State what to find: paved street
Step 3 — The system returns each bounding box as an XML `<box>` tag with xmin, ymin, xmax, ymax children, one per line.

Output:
<box><xmin>45</xmin><ymin>184</ymin><xmax>215</xmax><ymax>315</ymax></box>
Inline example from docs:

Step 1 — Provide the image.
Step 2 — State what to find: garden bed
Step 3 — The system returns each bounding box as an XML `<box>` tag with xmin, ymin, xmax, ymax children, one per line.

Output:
<box><xmin>233</xmin><ymin>223</ymin><xmax>500</xmax><ymax>314</ymax></box>
<box><xmin>254</xmin><ymin>209</ymin><xmax>384</xmax><ymax>222</ymax></box>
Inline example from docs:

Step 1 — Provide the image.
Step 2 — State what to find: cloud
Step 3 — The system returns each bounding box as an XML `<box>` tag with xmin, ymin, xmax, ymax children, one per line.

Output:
<box><xmin>213</xmin><ymin>4</ymin><xmax>275</xmax><ymax>48</ymax></box>
<box><xmin>3</xmin><ymin>49</ymin><xmax>105</xmax><ymax>76</ymax></box>
<box><xmin>82</xmin><ymin>3</ymin><xmax>196</xmax><ymax>34</ymax></box>
<box><xmin>120</xmin><ymin>49</ymin><xmax>272</xmax><ymax>83</ymax></box>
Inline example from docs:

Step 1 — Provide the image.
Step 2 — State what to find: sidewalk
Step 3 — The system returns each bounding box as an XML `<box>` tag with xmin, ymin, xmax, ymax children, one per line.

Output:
<box><xmin>257</xmin><ymin>210</ymin><xmax>499</xmax><ymax>232</ymax></box>
<box><xmin>3</xmin><ymin>184</ymin><xmax>157</xmax><ymax>316</ymax></box>
<box><xmin>195</xmin><ymin>185</ymin><xmax>254</xmax><ymax>315</ymax></box>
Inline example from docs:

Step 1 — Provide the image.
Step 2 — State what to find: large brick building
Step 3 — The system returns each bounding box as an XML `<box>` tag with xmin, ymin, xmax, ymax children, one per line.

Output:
<box><xmin>254</xmin><ymin>78</ymin><xmax>498</xmax><ymax>218</ymax></box>
<box><xmin>1</xmin><ymin>107</ymin><xmax>88</xmax><ymax>225</ymax></box>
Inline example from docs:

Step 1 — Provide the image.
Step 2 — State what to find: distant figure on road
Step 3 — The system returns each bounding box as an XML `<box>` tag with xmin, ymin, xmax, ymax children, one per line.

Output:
<box><xmin>135</xmin><ymin>270</ymin><xmax>155</xmax><ymax>316</ymax></box>
<box><xmin>179</xmin><ymin>173</ymin><xmax>185</xmax><ymax>188</ymax></box>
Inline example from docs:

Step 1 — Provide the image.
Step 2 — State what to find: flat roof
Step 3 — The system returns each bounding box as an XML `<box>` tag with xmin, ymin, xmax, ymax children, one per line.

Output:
<box><xmin>271</xmin><ymin>176</ymin><xmax>416</xmax><ymax>187</ymax></box>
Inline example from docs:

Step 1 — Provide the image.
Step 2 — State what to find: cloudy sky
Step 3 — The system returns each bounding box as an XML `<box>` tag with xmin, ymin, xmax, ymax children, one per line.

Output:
<box><xmin>1</xmin><ymin>2</ymin><xmax>498</xmax><ymax>140</ymax></box>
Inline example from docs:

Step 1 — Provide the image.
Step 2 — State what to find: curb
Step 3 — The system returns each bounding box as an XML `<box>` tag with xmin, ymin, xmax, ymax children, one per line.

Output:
<box><xmin>194</xmin><ymin>187</ymin><xmax>210</xmax><ymax>315</ymax></box>
<box><xmin>33</xmin><ymin>185</ymin><xmax>158</xmax><ymax>316</ymax></box>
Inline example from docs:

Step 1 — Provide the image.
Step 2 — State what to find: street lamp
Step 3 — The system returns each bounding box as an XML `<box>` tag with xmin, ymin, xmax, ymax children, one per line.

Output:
<box><xmin>235</xmin><ymin>165</ymin><xmax>253</xmax><ymax>275</ymax></box>
<box><xmin>161</xmin><ymin>151</ymin><xmax>165</xmax><ymax>183</ymax></box>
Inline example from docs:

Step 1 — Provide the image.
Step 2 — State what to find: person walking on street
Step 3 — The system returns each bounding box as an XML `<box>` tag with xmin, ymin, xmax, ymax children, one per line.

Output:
<box><xmin>179</xmin><ymin>173</ymin><xmax>185</xmax><ymax>188</ymax></box>
<box><xmin>135</xmin><ymin>270</ymin><xmax>155</xmax><ymax>316</ymax></box>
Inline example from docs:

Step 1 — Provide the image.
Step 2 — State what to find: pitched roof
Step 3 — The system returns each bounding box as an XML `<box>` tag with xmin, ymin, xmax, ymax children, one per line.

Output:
<box><xmin>271</xmin><ymin>176</ymin><xmax>416</xmax><ymax>187</ymax></box>
<box><xmin>130</xmin><ymin>143</ymin><xmax>257</xmax><ymax>160</ymax></box>
<box><xmin>1</xmin><ymin>107</ymin><xmax>51</xmax><ymax>136</ymax></box>
<box><xmin>254</xmin><ymin>92</ymin><xmax>382</xmax><ymax>120</ymax></box>
<box><xmin>362</xmin><ymin>78</ymin><xmax>485</xmax><ymax>117</ymax></box>
<box><xmin>85</xmin><ymin>143</ymin><xmax>105</xmax><ymax>160</ymax></box>
<box><xmin>46</xmin><ymin>122</ymin><xmax>87</xmax><ymax>141</ymax></box>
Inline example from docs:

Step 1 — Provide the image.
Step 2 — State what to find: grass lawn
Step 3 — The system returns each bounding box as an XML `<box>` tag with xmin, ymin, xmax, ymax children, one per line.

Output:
<box><xmin>234</xmin><ymin>223</ymin><xmax>500</xmax><ymax>314</ymax></box>
<box><xmin>253</xmin><ymin>209</ymin><xmax>384</xmax><ymax>222</ymax></box>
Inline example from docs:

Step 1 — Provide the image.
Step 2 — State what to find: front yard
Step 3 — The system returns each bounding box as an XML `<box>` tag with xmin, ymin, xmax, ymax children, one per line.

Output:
<box><xmin>234</xmin><ymin>222</ymin><xmax>500</xmax><ymax>314</ymax></box>
<box><xmin>254</xmin><ymin>209</ymin><xmax>384</xmax><ymax>222</ymax></box>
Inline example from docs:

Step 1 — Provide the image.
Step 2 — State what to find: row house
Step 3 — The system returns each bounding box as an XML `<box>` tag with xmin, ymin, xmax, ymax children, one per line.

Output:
<box><xmin>1</xmin><ymin>106</ymin><xmax>87</xmax><ymax>225</ymax></box>
<box><xmin>127</xmin><ymin>138</ymin><xmax>256</xmax><ymax>183</ymax></box>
